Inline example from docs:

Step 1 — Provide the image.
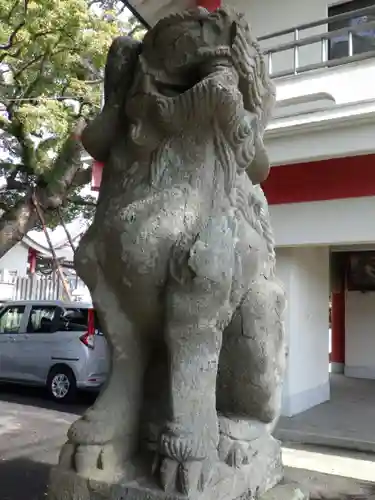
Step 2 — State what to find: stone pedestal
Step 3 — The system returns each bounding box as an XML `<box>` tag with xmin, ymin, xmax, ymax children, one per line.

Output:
<box><xmin>49</xmin><ymin>437</ymin><xmax>283</xmax><ymax>500</ymax></box>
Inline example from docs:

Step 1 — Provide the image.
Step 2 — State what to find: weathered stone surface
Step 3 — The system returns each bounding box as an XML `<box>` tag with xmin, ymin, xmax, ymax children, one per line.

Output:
<box><xmin>50</xmin><ymin>6</ymin><xmax>287</xmax><ymax>500</ymax></box>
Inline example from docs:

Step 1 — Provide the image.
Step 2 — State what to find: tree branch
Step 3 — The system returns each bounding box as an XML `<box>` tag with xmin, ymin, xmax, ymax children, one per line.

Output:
<box><xmin>9</xmin><ymin>115</ymin><xmax>37</xmax><ymax>174</ymax></box>
<box><xmin>0</xmin><ymin>193</ymin><xmax>37</xmax><ymax>259</ymax></box>
<box><xmin>0</xmin><ymin>0</ymin><xmax>29</xmax><ymax>51</ymax></box>
<box><xmin>68</xmin><ymin>196</ymin><xmax>96</xmax><ymax>207</ymax></box>
<box><xmin>0</xmin><ymin>119</ymin><xmax>91</xmax><ymax>259</ymax></box>
<box><xmin>72</xmin><ymin>166</ymin><xmax>92</xmax><ymax>188</ymax></box>
<box><xmin>42</xmin><ymin>118</ymin><xmax>87</xmax><ymax>207</ymax></box>
<box><xmin>0</xmin><ymin>115</ymin><xmax>12</xmax><ymax>133</ymax></box>
<box><xmin>0</xmin><ymin>21</ymin><xmax>25</xmax><ymax>51</ymax></box>
<box><xmin>13</xmin><ymin>53</ymin><xmax>45</xmax><ymax>80</ymax></box>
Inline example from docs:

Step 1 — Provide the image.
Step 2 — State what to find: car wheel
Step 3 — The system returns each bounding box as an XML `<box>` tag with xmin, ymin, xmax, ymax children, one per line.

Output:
<box><xmin>47</xmin><ymin>366</ymin><xmax>77</xmax><ymax>403</ymax></box>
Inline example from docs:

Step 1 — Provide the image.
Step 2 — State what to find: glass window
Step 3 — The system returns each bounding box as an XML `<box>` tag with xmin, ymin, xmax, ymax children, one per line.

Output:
<box><xmin>27</xmin><ymin>306</ymin><xmax>57</xmax><ymax>333</ymax></box>
<box><xmin>61</xmin><ymin>308</ymin><xmax>102</xmax><ymax>334</ymax></box>
<box><xmin>0</xmin><ymin>306</ymin><xmax>25</xmax><ymax>333</ymax></box>
<box><xmin>328</xmin><ymin>0</ymin><xmax>375</xmax><ymax>60</ymax></box>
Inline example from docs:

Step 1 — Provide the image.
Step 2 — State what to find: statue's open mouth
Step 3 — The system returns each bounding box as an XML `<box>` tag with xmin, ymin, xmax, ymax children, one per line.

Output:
<box><xmin>154</xmin><ymin>80</ymin><xmax>197</xmax><ymax>97</ymax></box>
<box><xmin>151</xmin><ymin>56</ymin><xmax>234</xmax><ymax>98</ymax></box>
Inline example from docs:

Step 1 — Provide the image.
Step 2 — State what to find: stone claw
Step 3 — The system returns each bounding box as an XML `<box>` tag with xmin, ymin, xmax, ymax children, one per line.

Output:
<box><xmin>58</xmin><ymin>442</ymin><xmax>75</xmax><ymax>470</ymax></box>
<box><xmin>179</xmin><ymin>460</ymin><xmax>204</xmax><ymax>494</ymax></box>
<box><xmin>58</xmin><ymin>441</ymin><xmax>127</xmax><ymax>482</ymax></box>
<box><xmin>157</xmin><ymin>457</ymin><xmax>213</xmax><ymax>494</ymax></box>
<box><xmin>159</xmin><ymin>457</ymin><xmax>179</xmax><ymax>492</ymax></box>
<box><xmin>218</xmin><ymin>435</ymin><xmax>250</xmax><ymax>468</ymax></box>
<box><xmin>225</xmin><ymin>441</ymin><xmax>249</xmax><ymax>468</ymax></box>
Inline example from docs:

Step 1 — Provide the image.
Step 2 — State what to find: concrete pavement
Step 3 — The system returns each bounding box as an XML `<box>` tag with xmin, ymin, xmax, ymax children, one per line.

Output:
<box><xmin>0</xmin><ymin>385</ymin><xmax>90</xmax><ymax>500</ymax></box>
<box><xmin>276</xmin><ymin>375</ymin><xmax>375</xmax><ymax>454</ymax></box>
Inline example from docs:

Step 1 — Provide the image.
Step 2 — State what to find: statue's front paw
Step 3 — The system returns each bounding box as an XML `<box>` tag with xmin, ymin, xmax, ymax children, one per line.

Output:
<box><xmin>155</xmin><ymin>456</ymin><xmax>213</xmax><ymax>495</ymax></box>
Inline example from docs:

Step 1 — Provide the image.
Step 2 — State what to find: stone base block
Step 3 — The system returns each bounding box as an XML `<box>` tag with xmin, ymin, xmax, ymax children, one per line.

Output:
<box><xmin>48</xmin><ymin>437</ymin><xmax>283</xmax><ymax>500</ymax></box>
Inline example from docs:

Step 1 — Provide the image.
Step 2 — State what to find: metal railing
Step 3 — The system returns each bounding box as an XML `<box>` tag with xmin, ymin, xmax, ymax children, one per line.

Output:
<box><xmin>258</xmin><ymin>5</ymin><xmax>375</xmax><ymax>78</ymax></box>
<box><xmin>118</xmin><ymin>2</ymin><xmax>375</xmax><ymax>79</ymax></box>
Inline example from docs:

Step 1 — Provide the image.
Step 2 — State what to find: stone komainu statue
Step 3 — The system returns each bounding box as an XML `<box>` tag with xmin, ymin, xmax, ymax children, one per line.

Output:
<box><xmin>58</xmin><ymin>7</ymin><xmax>286</xmax><ymax>499</ymax></box>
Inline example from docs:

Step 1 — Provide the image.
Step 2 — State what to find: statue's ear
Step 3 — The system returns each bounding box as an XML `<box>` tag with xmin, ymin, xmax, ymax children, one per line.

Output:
<box><xmin>247</xmin><ymin>135</ymin><xmax>270</xmax><ymax>185</ymax></box>
<box><xmin>81</xmin><ymin>36</ymin><xmax>141</xmax><ymax>163</ymax></box>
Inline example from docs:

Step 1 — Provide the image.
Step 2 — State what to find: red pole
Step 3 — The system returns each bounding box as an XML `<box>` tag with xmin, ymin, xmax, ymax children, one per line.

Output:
<box><xmin>331</xmin><ymin>289</ymin><xmax>345</xmax><ymax>373</ymax></box>
<box><xmin>91</xmin><ymin>160</ymin><xmax>104</xmax><ymax>191</ymax></box>
<box><xmin>28</xmin><ymin>248</ymin><xmax>37</xmax><ymax>275</ymax></box>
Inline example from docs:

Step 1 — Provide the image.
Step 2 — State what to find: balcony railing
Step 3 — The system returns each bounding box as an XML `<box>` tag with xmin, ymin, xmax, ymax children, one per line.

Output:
<box><xmin>259</xmin><ymin>5</ymin><xmax>375</xmax><ymax>78</ymax></box>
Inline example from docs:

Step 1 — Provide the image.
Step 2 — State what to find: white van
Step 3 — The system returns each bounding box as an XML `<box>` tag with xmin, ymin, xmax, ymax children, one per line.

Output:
<box><xmin>0</xmin><ymin>300</ymin><xmax>109</xmax><ymax>402</ymax></box>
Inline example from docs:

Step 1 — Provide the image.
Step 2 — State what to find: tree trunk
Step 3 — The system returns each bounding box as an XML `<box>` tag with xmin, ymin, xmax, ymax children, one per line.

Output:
<box><xmin>0</xmin><ymin>119</ymin><xmax>90</xmax><ymax>260</ymax></box>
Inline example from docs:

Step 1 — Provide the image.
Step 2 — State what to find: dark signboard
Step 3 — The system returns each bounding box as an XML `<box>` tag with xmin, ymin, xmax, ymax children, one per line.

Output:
<box><xmin>347</xmin><ymin>251</ymin><xmax>375</xmax><ymax>291</ymax></box>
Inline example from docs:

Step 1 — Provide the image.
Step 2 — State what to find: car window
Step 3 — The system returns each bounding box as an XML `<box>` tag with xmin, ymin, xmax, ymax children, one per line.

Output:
<box><xmin>0</xmin><ymin>306</ymin><xmax>25</xmax><ymax>333</ymax></box>
<box><xmin>62</xmin><ymin>308</ymin><xmax>102</xmax><ymax>334</ymax></box>
<box><xmin>59</xmin><ymin>308</ymin><xmax>86</xmax><ymax>332</ymax></box>
<box><xmin>27</xmin><ymin>306</ymin><xmax>57</xmax><ymax>333</ymax></box>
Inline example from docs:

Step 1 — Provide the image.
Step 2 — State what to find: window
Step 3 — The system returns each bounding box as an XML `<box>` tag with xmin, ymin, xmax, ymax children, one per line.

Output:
<box><xmin>59</xmin><ymin>308</ymin><xmax>102</xmax><ymax>333</ymax></box>
<box><xmin>0</xmin><ymin>306</ymin><xmax>25</xmax><ymax>333</ymax></box>
<box><xmin>27</xmin><ymin>306</ymin><xmax>57</xmax><ymax>333</ymax></box>
<box><xmin>7</xmin><ymin>270</ymin><xmax>17</xmax><ymax>282</ymax></box>
<box><xmin>329</xmin><ymin>0</ymin><xmax>375</xmax><ymax>60</ymax></box>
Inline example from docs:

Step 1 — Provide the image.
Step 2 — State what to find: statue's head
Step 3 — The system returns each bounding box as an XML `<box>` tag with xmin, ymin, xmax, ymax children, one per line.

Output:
<box><xmin>138</xmin><ymin>8</ymin><xmax>275</xmax><ymax>133</ymax></box>
<box><xmin>83</xmin><ymin>8</ymin><xmax>275</xmax><ymax>185</ymax></box>
<box><xmin>125</xmin><ymin>8</ymin><xmax>275</xmax><ymax>185</ymax></box>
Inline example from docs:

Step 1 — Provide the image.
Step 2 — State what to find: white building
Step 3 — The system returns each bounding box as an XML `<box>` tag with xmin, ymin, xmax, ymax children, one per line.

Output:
<box><xmin>0</xmin><ymin>220</ymin><xmax>90</xmax><ymax>301</ymax></box>
<box><xmin>132</xmin><ymin>0</ymin><xmax>375</xmax><ymax>416</ymax></box>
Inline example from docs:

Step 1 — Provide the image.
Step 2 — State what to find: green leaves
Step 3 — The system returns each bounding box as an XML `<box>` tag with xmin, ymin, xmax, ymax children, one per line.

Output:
<box><xmin>0</xmin><ymin>0</ymin><xmax>143</xmax><ymax>224</ymax></box>
<box><xmin>0</xmin><ymin>0</ymin><xmax>146</xmax><ymax>253</ymax></box>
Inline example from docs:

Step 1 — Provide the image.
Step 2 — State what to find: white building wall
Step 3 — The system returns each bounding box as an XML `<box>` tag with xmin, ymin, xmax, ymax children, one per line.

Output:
<box><xmin>270</xmin><ymin>196</ymin><xmax>375</xmax><ymax>248</ymax></box>
<box><xmin>0</xmin><ymin>243</ymin><xmax>29</xmax><ymax>277</ymax></box>
<box><xmin>266</xmin><ymin>108</ymin><xmax>375</xmax><ymax>165</ymax></box>
<box><xmin>275</xmin><ymin>60</ymin><xmax>375</xmax><ymax>106</ymax></box>
<box><xmin>345</xmin><ymin>291</ymin><xmax>375</xmax><ymax>379</ymax></box>
<box><xmin>276</xmin><ymin>246</ymin><xmax>330</xmax><ymax>416</ymax></box>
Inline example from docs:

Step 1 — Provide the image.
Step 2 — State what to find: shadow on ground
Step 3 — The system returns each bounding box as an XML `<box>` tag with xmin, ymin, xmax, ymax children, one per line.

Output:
<box><xmin>0</xmin><ymin>457</ymin><xmax>51</xmax><ymax>500</ymax></box>
<box><xmin>0</xmin><ymin>458</ymin><xmax>375</xmax><ymax>500</ymax></box>
<box><xmin>0</xmin><ymin>383</ymin><xmax>96</xmax><ymax>414</ymax></box>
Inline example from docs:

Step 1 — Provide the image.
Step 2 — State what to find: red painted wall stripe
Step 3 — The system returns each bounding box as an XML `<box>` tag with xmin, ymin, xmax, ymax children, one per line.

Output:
<box><xmin>196</xmin><ymin>0</ymin><xmax>221</xmax><ymax>10</ymax></box>
<box><xmin>262</xmin><ymin>154</ymin><xmax>375</xmax><ymax>205</ymax></box>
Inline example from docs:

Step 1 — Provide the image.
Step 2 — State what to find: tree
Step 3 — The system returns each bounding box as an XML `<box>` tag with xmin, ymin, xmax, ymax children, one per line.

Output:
<box><xmin>0</xmin><ymin>0</ymin><xmax>141</xmax><ymax>259</ymax></box>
